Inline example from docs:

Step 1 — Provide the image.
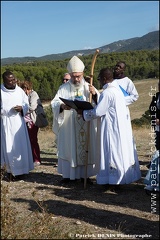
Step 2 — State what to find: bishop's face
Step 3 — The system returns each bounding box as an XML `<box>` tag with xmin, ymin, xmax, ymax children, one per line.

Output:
<box><xmin>70</xmin><ymin>72</ymin><xmax>83</xmax><ymax>87</ymax></box>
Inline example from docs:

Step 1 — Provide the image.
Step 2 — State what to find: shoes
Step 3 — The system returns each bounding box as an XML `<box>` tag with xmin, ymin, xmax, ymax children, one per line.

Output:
<box><xmin>34</xmin><ymin>161</ymin><xmax>41</xmax><ymax>167</ymax></box>
<box><xmin>60</xmin><ymin>178</ymin><xmax>70</xmax><ymax>183</ymax></box>
<box><xmin>107</xmin><ymin>185</ymin><xmax>120</xmax><ymax>192</ymax></box>
<box><xmin>146</xmin><ymin>162</ymin><xmax>151</xmax><ymax>169</ymax></box>
<box><xmin>60</xmin><ymin>178</ymin><xmax>78</xmax><ymax>184</ymax></box>
<box><xmin>5</xmin><ymin>173</ymin><xmax>26</xmax><ymax>182</ymax></box>
<box><xmin>81</xmin><ymin>178</ymin><xmax>93</xmax><ymax>185</ymax></box>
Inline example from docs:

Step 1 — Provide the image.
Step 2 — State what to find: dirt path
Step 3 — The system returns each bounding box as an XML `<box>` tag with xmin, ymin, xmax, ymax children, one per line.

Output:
<box><xmin>1</xmin><ymin>129</ymin><xmax>159</xmax><ymax>239</ymax></box>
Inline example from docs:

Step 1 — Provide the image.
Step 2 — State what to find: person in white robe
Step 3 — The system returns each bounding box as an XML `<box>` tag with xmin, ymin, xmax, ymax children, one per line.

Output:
<box><xmin>51</xmin><ymin>56</ymin><xmax>100</xmax><ymax>183</ymax></box>
<box><xmin>113</xmin><ymin>61</ymin><xmax>139</xmax><ymax>165</ymax></box>
<box><xmin>1</xmin><ymin>71</ymin><xmax>34</xmax><ymax>180</ymax></box>
<box><xmin>113</xmin><ymin>61</ymin><xmax>139</xmax><ymax>105</ymax></box>
<box><xmin>81</xmin><ymin>67</ymin><xmax>141</xmax><ymax>185</ymax></box>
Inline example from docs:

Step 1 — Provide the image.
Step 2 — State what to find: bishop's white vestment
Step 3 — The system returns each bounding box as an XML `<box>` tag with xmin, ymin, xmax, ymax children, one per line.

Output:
<box><xmin>1</xmin><ymin>84</ymin><xmax>34</xmax><ymax>176</ymax></box>
<box><xmin>83</xmin><ymin>81</ymin><xmax>141</xmax><ymax>184</ymax></box>
<box><xmin>51</xmin><ymin>79</ymin><xmax>100</xmax><ymax>180</ymax></box>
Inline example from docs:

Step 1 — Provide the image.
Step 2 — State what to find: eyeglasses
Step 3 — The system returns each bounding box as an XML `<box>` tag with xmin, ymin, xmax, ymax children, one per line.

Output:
<box><xmin>71</xmin><ymin>74</ymin><xmax>83</xmax><ymax>79</ymax></box>
<box><xmin>115</xmin><ymin>64</ymin><xmax>123</xmax><ymax>69</ymax></box>
<box><xmin>63</xmin><ymin>78</ymin><xmax>70</xmax><ymax>81</ymax></box>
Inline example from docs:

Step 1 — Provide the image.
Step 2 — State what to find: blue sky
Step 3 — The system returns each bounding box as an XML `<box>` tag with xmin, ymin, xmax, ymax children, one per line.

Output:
<box><xmin>1</xmin><ymin>1</ymin><xmax>159</xmax><ymax>59</ymax></box>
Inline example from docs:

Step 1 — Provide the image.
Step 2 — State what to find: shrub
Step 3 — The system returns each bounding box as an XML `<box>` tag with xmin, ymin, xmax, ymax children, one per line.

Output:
<box><xmin>131</xmin><ymin>109</ymin><xmax>151</xmax><ymax>127</ymax></box>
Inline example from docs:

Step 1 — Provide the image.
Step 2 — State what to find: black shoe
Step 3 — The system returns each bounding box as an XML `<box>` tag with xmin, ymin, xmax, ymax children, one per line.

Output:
<box><xmin>60</xmin><ymin>178</ymin><xmax>70</xmax><ymax>184</ymax></box>
<box><xmin>2</xmin><ymin>173</ymin><xmax>13</xmax><ymax>182</ymax></box>
<box><xmin>60</xmin><ymin>178</ymin><xmax>78</xmax><ymax>184</ymax></box>
<box><xmin>9</xmin><ymin>174</ymin><xmax>26</xmax><ymax>182</ymax></box>
<box><xmin>146</xmin><ymin>162</ymin><xmax>151</xmax><ymax>169</ymax></box>
<box><xmin>81</xmin><ymin>178</ymin><xmax>93</xmax><ymax>185</ymax></box>
<box><xmin>108</xmin><ymin>184</ymin><xmax>120</xmax><ymax>192</ymax></box>
<box><xmin>8</xmin><ymin>173</ymin><xmax>16</xmax><ymax>182</ymax></box>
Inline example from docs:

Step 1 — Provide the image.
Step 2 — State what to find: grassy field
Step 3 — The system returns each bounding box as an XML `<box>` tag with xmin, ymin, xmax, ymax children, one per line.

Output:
<box><xmin>129</xmin><ymin>78</ymin><xmax>159</xmax><ymax>120</ymax></box>
<box><xmin>1</xmin><ymin>78</ymin><xmax>159</xmax><ymax>239</ymax></box>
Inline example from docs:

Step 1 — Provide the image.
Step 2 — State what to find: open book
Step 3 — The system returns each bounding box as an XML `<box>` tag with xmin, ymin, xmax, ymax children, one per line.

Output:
<box><xmin>59</xmin><ymin>97</ymin><xmax>93</xmax><ymax>110</ymax></box>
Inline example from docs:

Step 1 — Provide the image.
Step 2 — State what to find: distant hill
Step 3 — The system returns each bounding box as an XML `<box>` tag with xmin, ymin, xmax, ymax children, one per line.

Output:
<box><xmin>1</xmin><ymin>30</ymin><xmax>159</xmax><ymax>66</ymax></box>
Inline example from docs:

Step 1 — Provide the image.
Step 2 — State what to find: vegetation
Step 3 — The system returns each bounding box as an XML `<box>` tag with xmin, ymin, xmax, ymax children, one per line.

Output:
<box><xmin>1</xmin><ymin>50</ymin><xmax>159</xmax><ymax>100</ymax></box>
<box><xmin>45</xmin><ymin>105</ymin><xmax>53</xmax><ymax>129</ymax></box>
<box><xmin>1</xmin><ymin>171</ymin><xmax>61</xmax><ymax>239</ymax></box>
<box><xmin>131</xmin><ymin>110</ymin><xmax>151</xmax><ymax>127</ymax></box>
<box><xmin>1</xmin><ymin>78</ymin><xmax>159</xmax><ymax>239</ymax></box>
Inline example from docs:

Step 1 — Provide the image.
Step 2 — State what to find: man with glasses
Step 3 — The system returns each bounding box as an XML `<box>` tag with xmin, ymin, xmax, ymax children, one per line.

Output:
<box><xmin>62</xmin><ymin>73</ymin><xmax>71</xmax><ymax>84</ymax></box>
<box><xmin>51</xmin><ymin>56</ymin><xmax>100</xmax><ymax>184</ymax></box>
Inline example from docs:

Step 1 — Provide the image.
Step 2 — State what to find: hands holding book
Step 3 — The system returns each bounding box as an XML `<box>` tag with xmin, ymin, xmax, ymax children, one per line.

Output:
<box><xmin>60</xmin><ymin>103</ymin><xmax>71</xmax><ymax>111</ymax></box>
<box><xmin>59</xmin><ymin>97</ymin><xmax>93</xmax><ymax>110</ymax></box>
<box><xmin>76</xmin><ymin>109</ymin><xmax>83</xmax><ymax>115</ymax></box>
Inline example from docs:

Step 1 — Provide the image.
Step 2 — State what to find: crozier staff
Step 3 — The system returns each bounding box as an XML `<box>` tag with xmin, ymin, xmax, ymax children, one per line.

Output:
<box><xmin>84</xmin><ymin>49</ymin><xmax>99</xmax><ymax>188</ymax></box>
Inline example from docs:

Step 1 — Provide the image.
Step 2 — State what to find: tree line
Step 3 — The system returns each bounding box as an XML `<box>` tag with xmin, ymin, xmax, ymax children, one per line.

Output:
<box><xmin>1</xmin><ymin>49</ymin><xmax>159</xmax><ymax>100</ymax></box>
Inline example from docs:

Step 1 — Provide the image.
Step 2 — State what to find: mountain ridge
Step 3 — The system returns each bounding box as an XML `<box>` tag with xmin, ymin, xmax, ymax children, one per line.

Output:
<box><xmin>1</xmin><ymin>30</ymin><xmax>159</xmax><ymax>65</ymax></box>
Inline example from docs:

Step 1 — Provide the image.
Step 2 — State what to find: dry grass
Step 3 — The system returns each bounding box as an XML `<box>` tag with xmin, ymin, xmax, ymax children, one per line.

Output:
<box><xmin>1</xmin><ymin>79</ymin><xmax>159</xmax><ymax>239</ymax></box>
<box><xmin>129</xmin><ymin>78</ymin><xmax>159</xmax><ymax>120</ymax></box>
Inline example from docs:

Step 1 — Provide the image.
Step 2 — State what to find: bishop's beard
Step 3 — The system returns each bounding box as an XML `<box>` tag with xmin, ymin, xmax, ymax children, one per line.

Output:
<box><xmin>70</xmin><ymin>78</ymin><xmax>85</xmax><ymax>90</ymax></box>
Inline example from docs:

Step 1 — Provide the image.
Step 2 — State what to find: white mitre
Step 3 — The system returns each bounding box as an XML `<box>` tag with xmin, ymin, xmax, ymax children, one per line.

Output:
<box><xmin>67</xmin><ymin>56</ymin><xmax>85</xmax><ymax>73</ymax></box>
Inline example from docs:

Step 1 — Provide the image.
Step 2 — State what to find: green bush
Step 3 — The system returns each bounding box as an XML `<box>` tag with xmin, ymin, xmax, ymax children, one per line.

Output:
<box><xmin>131</xmin><ymin>109</ymin><xmax>151</xmax><ymax>127</ymax></box>
<box><xmin>45</xmin><ymin>105</ymin><xmax>53</xmax><ymax>129</ymax></box>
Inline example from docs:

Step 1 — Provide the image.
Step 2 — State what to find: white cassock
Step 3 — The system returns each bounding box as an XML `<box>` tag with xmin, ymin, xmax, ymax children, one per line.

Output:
<box><xmin>51</xmin><ymin>79</ymin><xmax>100</xmax><ymax>180</ymax></box>
<box><xmin>114</xmin><ymin>76</ymin><xmax>139</xmax><ymax>105</ymax></box>
<box><xmin>83</xmin><ymin>81</ymin><xmax>141</xmax><ymax>184</ymax></box>
<box><xmin>114</xmin><ymin>77</ymin><xmax>140</xmax><ymax>174</ymax></box>
<box><xmin>1</xmin><ymin>84</ymin><xmax>34</xmax><ymax>176</ymax></box>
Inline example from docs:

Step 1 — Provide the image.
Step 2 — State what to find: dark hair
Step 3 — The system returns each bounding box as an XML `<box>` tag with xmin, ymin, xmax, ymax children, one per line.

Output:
<box><xmin>116</xmin><ymin>61</ymin><xmax>126</xmax><ymax>69</ymax></box>
<box><xmin>99</xmin><ymin>67</ymin><xmax>113</xmax><ymax>80</ymax></box>
<box><xmin>2</xmin><ymin>70</ymin><xmax>14</xmax><ymax>80</ymax></box>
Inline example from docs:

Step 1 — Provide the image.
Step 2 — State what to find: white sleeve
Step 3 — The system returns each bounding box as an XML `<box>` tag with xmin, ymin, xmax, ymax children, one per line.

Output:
<box><xmin>51</xmin><ymin>88</ymin><xmax>64</xmax><ymax>135</ymax></box>
<box><xmin>124</xmin><ymin>78</ymin><xmax>139</xmax><ymax>105</ymax></box>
